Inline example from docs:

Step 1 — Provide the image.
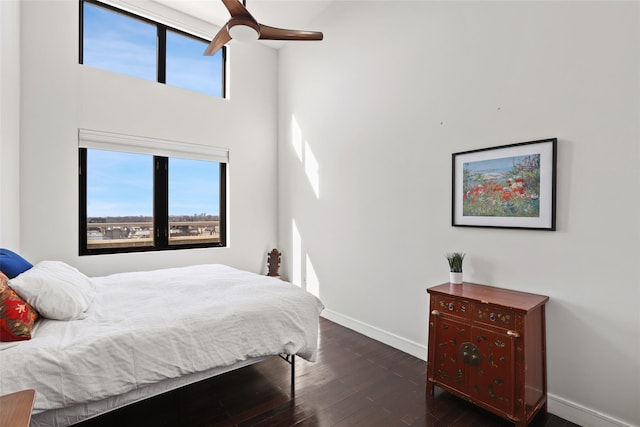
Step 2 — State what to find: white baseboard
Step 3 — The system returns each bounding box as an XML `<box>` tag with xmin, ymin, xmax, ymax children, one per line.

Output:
<box><xmin>548</xmin><ymin>394</ymin><xmax>636</xmax><ymax>427</ymax></box>
<box><xmin>321</xmin><ymin>309</ymin><xmax>428</xmax><ymax>361</ymax></box>
<box><xmin>321</xmin><ymin>309</ymin><xmax>636</xmax><ymax>427</ymax></box>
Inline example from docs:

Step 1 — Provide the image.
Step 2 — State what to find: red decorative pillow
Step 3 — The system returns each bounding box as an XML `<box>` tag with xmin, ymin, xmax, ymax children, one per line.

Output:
<box><xmin>0</xmin><ymin>271</ymin><xmax>39</xmax><ymax>341</ymax></box>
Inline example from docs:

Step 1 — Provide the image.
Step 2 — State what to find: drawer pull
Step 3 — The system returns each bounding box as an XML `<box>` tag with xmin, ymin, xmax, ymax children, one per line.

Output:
<box><xmin>431</xmin><ymin>310</ymin><xmax>441</xmax><ymax>317</ymax></box>
<box><xmin>448</xmin><ymin>303</ymin><xmax>455</xmax><ymax>311</ymax></box>
<box><xmin>489</xmin><ymin>313</ymin><xmax>497</xmax><ymax>321</ymax></box>
<box><xmin>507</xmin><ymin>330</ymin><xmax>520</xmax><ymax>338</ymax></box>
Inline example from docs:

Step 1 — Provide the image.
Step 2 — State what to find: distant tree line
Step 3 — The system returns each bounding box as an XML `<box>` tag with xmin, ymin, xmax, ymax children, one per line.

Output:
<box><xmin>88</xmin><ymin>214</ymin><xmax>219</xmax><ymax>223</ymax></box>
<box><xmin>169</xmin><ymin>214</ymin><xmax>220</xmax><ymax>222</ymax></box>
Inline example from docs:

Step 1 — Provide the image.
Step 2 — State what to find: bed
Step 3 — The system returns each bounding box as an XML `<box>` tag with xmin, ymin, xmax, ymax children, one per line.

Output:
<box><xmin>0</xmin><ymin>261</ymin><xmax>324</xmax><ymax>427</ymax></box>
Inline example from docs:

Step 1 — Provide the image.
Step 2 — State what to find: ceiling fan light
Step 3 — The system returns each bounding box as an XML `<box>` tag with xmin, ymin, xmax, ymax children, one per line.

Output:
<box><xmin>228</xmin><ymin>24</ymin><xmax>259</xmax><ymax>42</ymax></box>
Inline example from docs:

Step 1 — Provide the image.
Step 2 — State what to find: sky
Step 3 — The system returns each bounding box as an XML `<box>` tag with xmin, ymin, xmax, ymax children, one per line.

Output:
<box><xmin>82</xmin><ymin>3</ymin><xmax>223</xmax><ymax>218</ymax></box>
<box><xmin>464</xmin><ymin>155</ymin><xmax>531</xmax><ymax>174</ymax></box>
<box><xmin>87</xmin><ymin>150</ymin><xmax>221</xmax><ymax>217</ymax></box>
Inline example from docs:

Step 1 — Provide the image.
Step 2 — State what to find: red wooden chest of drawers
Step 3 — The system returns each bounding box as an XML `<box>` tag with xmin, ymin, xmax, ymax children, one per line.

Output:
<box><xmin>427</xmin><ymin>282</ymin><xmax>549</xmax><ymax>427</ymax></box>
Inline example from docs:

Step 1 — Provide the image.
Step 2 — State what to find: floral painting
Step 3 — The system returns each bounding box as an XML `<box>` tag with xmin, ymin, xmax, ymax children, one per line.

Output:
<box><xmin>452</xmin><ymin>138</ymin><xmax>557</xmax><ymax>230</ymax></box>
<box><xmin>462</xmin><ymin>154</ymin><xmax>540</xmax><ymax>217</ymax></box>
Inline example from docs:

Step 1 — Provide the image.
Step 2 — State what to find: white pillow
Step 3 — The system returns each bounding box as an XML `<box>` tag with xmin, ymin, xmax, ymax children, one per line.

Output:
<box><xmin>9</xmin><ymin>261</ymin><xmax>96</xmax><ymax>320</ymax></box>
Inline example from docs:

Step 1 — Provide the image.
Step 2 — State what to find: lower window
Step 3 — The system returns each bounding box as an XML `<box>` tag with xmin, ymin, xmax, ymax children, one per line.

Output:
<box><xmin>79</xmin><ymin>148</ymin><xmax>226</xmax><ymax>254</ymax></box>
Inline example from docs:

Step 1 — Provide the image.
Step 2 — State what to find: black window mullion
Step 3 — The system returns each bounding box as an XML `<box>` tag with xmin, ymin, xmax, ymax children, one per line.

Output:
<box><xmin>79</xmin><ymin>1</ymin><xmax>85</xmax><ymax>64</ymax></box>
<box><xmin>157</xmin><ymin>24</ymin><xmax>167</xmax><ymax>84</ymax></box>
<box><xmin>218</xmin><ymin>163</ymin><xmax>227</xmax><ymax>246</ymax></box>
<box><xmin>79</xmin><ymin>149</ymin><xmax>89</xmax><ymax>254</ymax></box>
<box><xmin>221</xmin><ymin>47</ymin><xmax>227</xmax><ymax>99</ymax></box>
<box><xmin>154</xmin><ymin>156</ymin><xmax>169</xmax><ymax>247</ymax></box>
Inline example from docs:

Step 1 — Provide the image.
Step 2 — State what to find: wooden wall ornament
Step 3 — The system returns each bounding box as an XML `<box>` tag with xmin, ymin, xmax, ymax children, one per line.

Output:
<box><xmin>266</xmin><ymin>248</ymin><xmax>282</xmax><ymax>278</ymax></box>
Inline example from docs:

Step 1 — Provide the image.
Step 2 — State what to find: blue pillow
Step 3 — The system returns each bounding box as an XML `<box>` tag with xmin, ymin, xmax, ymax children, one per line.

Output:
<box><xmin>0</xmin><ymin>249</ymin><xmax>33</xmax><ymax>279</ymax></box>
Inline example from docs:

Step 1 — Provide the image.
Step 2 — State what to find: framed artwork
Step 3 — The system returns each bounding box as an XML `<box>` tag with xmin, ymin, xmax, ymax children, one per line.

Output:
<box><xmin>452</xmin><ymin>138</ymin><xmax>557</xmax><ymax>230</ymax></box>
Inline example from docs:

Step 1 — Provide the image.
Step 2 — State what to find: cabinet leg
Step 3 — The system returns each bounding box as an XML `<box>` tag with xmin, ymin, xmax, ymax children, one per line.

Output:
<box><xmin>426</xmin><ymin>380</ymin><xmax>435</xmax><ymax>397</ymax></box>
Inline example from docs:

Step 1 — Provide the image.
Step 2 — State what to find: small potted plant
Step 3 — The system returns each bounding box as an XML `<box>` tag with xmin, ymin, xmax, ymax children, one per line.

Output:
<box><xmin>446</xmin><ymin>252</ymin><xmax>465</xmax><ymax>284</ymax></box>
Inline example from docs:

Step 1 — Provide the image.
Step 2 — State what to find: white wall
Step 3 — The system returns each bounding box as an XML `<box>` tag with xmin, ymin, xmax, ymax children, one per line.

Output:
<box><xmin>278</xmin><ymin>2</ymin><xmax>640</xmax><ymax>427</ymax></box>
<box><xmin>17</xmin><ymin>0</ymin><xmax>279</xmax><ymax>276</ymax></box>
<box><xmin>0</xmin><ymin>0</ymin><xmax>21</xmax><ymax>250</ymax></box>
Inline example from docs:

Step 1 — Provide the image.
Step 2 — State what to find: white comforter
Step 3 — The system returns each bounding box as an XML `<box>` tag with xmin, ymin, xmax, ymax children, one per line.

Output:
<box><xmin>0</xmin><ymin>264</ymin><xmax>324</xmax><ymax>414</ymax></box>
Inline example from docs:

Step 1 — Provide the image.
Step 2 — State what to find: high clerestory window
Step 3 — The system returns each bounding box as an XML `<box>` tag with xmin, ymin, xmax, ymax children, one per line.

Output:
<box><xmin>80</xmin><ymin>0</ymin><xmax>225</xmax><ymax>97</ymax></box>
<box><xmin>79</xmin><ymin>129</ymin><xmax>228</xmax><ymax>255</ymax></box>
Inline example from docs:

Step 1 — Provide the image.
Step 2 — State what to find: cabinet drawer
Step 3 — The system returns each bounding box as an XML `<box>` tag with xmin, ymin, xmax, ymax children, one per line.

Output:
<box><xmin>433</xmin><ymin>295</ymin><xmax>469</xmax><ymax>318</ymax></box>
<box><xmin>474</xmin><ymin>304</ymin><xmax>514</xmax><ymax>329</ymax></box>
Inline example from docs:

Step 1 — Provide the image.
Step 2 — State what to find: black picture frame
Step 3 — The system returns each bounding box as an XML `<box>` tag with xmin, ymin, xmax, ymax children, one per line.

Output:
<box><xmin>452</xmin><ymin>138</ymin><xmax>557</xmax><ymax>230</ymax></box>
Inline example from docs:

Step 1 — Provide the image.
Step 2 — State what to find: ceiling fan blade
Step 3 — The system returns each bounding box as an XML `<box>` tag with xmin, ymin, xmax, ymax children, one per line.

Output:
<box><xmin>258</xmin><ymin>24</ymin><xmax>323</xmax><ymax>41</ymax></box>
<box><xmin>204</xmin><ymin>26</ymin><xmax>231</xmax><ymax>56</ymax></box>
<box><xmin>221</xmin><ymin>0</ymin><xmax>253</xmax><ymax>19</ymax></box>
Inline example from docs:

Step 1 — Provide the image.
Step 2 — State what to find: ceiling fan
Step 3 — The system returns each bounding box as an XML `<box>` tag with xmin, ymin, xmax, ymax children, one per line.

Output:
<box><xmin>204</xmin><ymin>0</ymin><xmax>324</xmax><ymax>56</ymax></box>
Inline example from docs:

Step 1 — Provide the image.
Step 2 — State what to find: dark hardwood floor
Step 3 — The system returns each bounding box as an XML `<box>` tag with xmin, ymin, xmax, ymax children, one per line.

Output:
<box><xmin>77</xmin><ymin>318</ymin><xmax>578</xmax><ymax>427</ymax></box>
